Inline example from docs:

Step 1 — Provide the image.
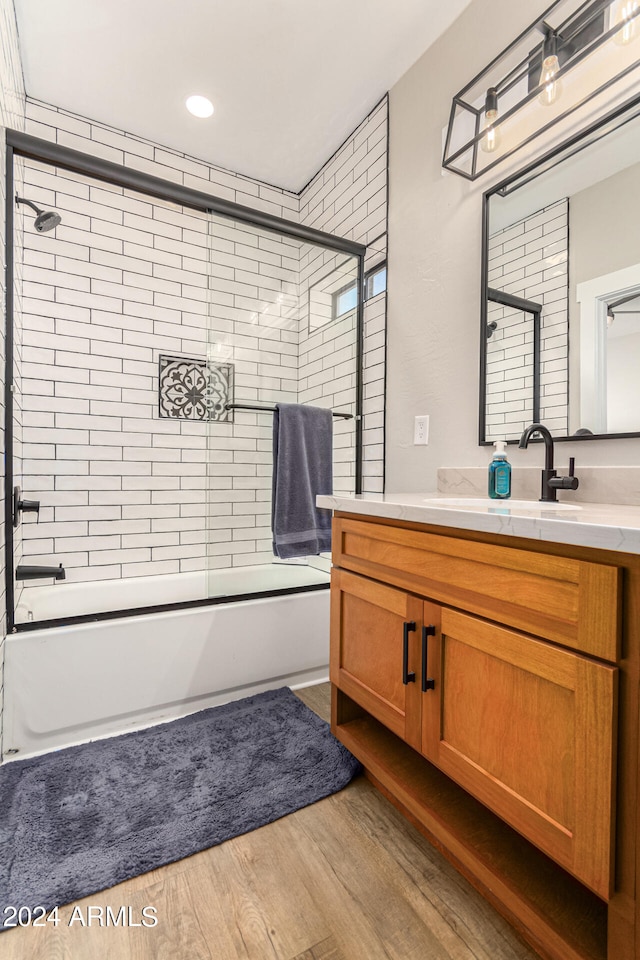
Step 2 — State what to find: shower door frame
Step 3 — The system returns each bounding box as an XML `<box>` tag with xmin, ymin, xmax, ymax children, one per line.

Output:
<box><xmin>4</xmin><ymin>130</ymin><xmax>366</xmax><ymax>633</ymax></box>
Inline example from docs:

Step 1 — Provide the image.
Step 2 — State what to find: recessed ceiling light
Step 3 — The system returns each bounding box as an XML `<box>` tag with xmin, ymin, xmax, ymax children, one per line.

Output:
<box><xmin>186</xmin><ymin>95</ymin><xmax>214</xmax><ymax>119</ymax></box>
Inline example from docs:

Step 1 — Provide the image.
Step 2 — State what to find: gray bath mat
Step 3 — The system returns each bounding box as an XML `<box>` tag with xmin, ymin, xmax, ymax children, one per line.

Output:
<box><xmin>0</xmin><ymin>686</ymin><xmax>360</xmax><ymax>928</ymax></box>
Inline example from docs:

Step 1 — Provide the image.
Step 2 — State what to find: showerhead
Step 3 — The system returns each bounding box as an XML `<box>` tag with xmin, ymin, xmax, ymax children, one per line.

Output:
<box><xmin>15</xmin><ymin>194</ymin><xmax>62</xmax><ymax>233</ymax></box>
<box><xmin>33</xmin><ymin>209</ymin><xmax>62</xmax><ymax>233</ymax></box>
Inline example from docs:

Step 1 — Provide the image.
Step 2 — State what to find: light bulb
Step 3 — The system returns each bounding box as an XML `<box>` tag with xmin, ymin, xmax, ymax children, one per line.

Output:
<box><xmin>538</xmin><ymin>30</ymin><xmax>562</xmax><ymax>106</ymax></box>
<box><xmin>539</xmin><ymin>54</ymin><xmax>562</xmax><ymax>105</ymax></box>
<box><xmin>613</xmin><ymin>0</ymin><xmax>639</xmax><ymax>45</ymax></box>
<box><xmin>480</xmin><ymin>87</ymin><xmax>501</xmax><ymax>154</ymax></box>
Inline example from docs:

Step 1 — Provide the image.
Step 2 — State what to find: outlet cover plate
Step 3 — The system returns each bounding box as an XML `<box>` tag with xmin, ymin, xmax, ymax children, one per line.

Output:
<box><xmin>414</xmin><ymin>415</ymin><xmax>429</xmax><ymax>445</ymax></box>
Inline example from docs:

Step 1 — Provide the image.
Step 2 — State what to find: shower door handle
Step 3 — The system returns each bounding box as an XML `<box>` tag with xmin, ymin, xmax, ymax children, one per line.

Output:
<box><xmin>402</xmin><ymin>621</ymin><xmax>416</xmax><ymax>685</ymax></box>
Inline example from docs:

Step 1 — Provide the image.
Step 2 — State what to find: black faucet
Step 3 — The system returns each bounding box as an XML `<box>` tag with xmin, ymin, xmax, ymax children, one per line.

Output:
<box><xmin>12</xmin><ymin>486</ymin><xmax>40</xmax><ymax>527</ymax></box>
<box><xmin>518</xmin><ymin>423</ymin><xmax>579</xmax><ymax>502</ymax></box>
<box><xmin>16</xmin><ymin>564</ymin><xmax>66</xmax><ymax>581</ymax></box>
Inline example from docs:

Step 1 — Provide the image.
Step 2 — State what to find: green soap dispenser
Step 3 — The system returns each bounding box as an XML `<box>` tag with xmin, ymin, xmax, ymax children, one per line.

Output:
<box><xmin>488</xmin><ymin>440</ymin><xmax>511</xmax><ymax>499</ymax></box>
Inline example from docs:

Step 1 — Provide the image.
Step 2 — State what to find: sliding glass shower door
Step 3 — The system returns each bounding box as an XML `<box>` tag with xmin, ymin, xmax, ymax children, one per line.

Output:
<box><xmin>205</xmin><ymin>213</ymin><xmax>360</xmax><ymax>600</ymax></box>
<box><xmin>7</xmin><ymin>133</ymin><xmax>363</xmax><ymax>628</ymax></box>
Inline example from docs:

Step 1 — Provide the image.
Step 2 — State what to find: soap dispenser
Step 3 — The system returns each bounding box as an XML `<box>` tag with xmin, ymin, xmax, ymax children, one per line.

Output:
<box><xmin>488</xmin><ymin>440</ymin><xmax>511</xmax><ymax>500</ymax></box>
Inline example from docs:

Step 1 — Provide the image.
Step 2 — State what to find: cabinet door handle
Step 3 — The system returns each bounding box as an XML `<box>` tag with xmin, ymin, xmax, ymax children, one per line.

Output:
<box><xmin>422</xmin><ymin>625</ymin><xmax>436</xmax><ymax>692</ymax></box>
<box><xmin>402</xmin><ymin>621</ymin><xmax>416</xmax><ymax>684</ymax></box>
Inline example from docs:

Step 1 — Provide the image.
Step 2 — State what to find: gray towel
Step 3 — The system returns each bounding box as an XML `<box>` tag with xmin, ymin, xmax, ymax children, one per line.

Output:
<box><xmin>272</xmin><ymin>403</ymin><xmax>333</xmax><ymax>559</ymax></box>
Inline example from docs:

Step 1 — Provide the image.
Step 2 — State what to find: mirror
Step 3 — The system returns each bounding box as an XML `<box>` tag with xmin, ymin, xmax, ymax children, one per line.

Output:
<box><xmin>481</xmin><ymin>95</ymin><xmax>640</xmax><ymax>443</ymax></box>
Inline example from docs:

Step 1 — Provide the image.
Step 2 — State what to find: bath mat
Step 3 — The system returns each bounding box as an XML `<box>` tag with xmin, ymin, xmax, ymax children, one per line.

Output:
<box><xmin>0</xmin><ymin>687</ymin><xmax>360</xmax><ymax>929</ymax></box>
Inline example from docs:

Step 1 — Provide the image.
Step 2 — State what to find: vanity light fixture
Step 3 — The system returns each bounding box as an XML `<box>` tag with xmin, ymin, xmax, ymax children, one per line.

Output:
<box><xmin>443</xmin><ymin>0</ymin><xmax>640</xmax><ymax>180</ymax></box>
<box><xmin>186</xmin><ymin>95</ymin><xmax>214</xmax><ymax>119</ymax></box>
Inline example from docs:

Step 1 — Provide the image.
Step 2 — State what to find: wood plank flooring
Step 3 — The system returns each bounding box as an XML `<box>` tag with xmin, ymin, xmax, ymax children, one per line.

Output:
<box><xmin>2</xmin><ymin>684</ymin><xmax>538</xmax><ymax>960</ymax></box>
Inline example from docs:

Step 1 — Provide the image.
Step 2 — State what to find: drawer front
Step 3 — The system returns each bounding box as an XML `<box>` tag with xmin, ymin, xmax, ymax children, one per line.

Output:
<box><xmin>333</xmin><ymin>516</ymin><xmax>621</xmax><ymax>661</ymax></box>
<box><xmin>422</xmin><ymin>606</ymin><xmax>618</xmax><ymax>900</ymax></box>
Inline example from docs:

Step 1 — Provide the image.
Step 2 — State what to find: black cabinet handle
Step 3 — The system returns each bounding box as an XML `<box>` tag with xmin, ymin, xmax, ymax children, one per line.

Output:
<box><xmin>402</xmin><ymin>621</ymin><xmax>416</xmax><ymax>684</ymax></box>
<box><xmin>422</xmin><ymin>625</ymin><xmax>436</xmax><ymax>692</ymax></box>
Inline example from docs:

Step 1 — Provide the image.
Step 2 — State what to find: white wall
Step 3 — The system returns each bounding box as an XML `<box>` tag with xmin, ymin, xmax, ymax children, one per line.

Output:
<box><xmin>386</xmin><ymin>0</ymin><xmax>640</xmax><ymax>493</ymax></box>
<box><xmin>608</xmin><ymin>331</ymin><xmax>640</xmax><ymax>431</ymax></box>
<box><xmin>0</xmin><ymin>0</ymin><xmax>26</xmax><ymax>752</ymax></box>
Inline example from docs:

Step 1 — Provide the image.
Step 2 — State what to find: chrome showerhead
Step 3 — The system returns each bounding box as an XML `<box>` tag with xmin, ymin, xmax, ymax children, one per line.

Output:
<box><xmin>15</xmin><ymin>194</ymin><xmax>62</xmax><ymax>233</ymax></box>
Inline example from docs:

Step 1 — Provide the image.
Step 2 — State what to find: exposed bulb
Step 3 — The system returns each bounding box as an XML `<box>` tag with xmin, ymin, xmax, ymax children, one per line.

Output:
<box><xmin>538</xmin><ymin>29</ymin><xmax>562</xmax><ymax>106</ymax></box>
<box><xmin>613</xmin><ymin>0</ymin><xmax>639</xmax><ymax>45</ymax></box>
<box><xmin>539</xmin><ymin>53</ymin><xmax>562</xmax><ymax>105</ymax></box>
<box><xmin>481</xmin><ymin>117</ymin><xmax>500</xmax><ymax>153</ymax></box>
<box><xmin>480</xmin><ymin>87</ymin><xmax>501</xmax><ymax>154</ymax></box>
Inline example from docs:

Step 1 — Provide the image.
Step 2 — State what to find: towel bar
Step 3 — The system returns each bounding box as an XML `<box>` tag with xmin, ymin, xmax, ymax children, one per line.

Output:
<box><xmin>224</xmin><ymin>402</ymin><xmax>353</xmax><ymax>420</ymax></box>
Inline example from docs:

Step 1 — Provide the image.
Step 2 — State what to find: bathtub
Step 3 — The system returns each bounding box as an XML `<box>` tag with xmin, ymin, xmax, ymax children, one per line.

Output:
<box><xmin>3</xmin><ymin>565</ymin><xmax>330</xmax><ymax>760</ymax></box>
<box><xmin>14</xmin><ymin>559</ymin><xmax>331</xmax><ymax>623</ymax></box>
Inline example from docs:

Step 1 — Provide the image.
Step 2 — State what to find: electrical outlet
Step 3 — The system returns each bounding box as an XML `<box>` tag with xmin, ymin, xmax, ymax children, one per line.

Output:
<box><xmin>414</xmin><ymin>415</ymin><xmax>429</xmax><ymax>445</ymax></box>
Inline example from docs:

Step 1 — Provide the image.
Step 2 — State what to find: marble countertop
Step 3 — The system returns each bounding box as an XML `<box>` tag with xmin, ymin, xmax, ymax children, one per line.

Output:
<box><xmin>317</xmin><ymin>492</ymin><xmax>640</xmax><ymax>555</ymax></box>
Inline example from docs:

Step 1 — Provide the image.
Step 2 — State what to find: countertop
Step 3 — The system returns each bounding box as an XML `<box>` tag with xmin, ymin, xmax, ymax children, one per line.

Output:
<box><xmin>316</xmin><ymin>492</ymin><xmax>640</xmax><ymax>555</ymax></box>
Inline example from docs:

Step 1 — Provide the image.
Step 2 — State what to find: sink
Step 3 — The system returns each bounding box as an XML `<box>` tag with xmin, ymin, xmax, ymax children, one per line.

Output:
<box><xmin>423</xmin><ymin>497</ymin><xmax>581</xmax><ymax>511</ymax></box>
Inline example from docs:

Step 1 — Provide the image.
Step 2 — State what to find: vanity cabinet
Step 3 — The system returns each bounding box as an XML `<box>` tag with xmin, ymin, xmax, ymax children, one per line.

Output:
<box><xmin>330</xmin><ymin>513</ymin><xmax>636</xmax><ymax>960</ymax></box>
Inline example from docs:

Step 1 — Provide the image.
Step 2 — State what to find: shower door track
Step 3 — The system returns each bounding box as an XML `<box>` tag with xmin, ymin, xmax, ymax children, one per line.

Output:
<box><xmin>12</xmin><ymin>581</ymin><xmax>330</xmax><ymax>634</ymax></box>
<box><xmin>4</xmin><ymin>129</ymin><xmax>366</xmax><ymax>633</ymax></box>
<box><xmin>6</xmin><ymin>130</ymin><xmax>366</xmax><ymax>255</ymax></box>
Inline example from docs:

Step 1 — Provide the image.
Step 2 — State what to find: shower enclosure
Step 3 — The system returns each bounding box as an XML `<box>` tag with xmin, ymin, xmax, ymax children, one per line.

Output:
<box><xmin>4</xmin><ymin>131</ymin><xmax>364</xmax><ymax>631</ymax></box>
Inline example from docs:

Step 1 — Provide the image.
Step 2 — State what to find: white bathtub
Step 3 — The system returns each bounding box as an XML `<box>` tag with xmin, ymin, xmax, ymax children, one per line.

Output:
<box><xmin>15</xmin><ymin>560</ymin><xmax>331</xmax><ymax>623</ymax></box>
<box><xmin>3</xmin><ymin>566</ymin><xmax>330</xmax><ymax>760</ymax></box>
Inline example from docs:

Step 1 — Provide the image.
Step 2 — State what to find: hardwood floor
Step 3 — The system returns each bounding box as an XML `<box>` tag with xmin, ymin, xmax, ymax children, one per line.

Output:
<box><xmin>2</xmin><ymin>684</ymin><xmax>538</xmax><ymax>960</ymax></box>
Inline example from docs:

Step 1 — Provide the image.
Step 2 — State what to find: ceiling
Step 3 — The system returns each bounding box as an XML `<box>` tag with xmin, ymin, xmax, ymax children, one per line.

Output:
<box><xmin>13</xmin><ymin>0</ymin><xmax>471</xmax><ymax>193</ymax></box>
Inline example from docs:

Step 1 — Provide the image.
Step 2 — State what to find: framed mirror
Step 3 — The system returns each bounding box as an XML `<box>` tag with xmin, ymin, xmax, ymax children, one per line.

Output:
<box><xmin>480</xmin><ymin>93</ymin><xmax>640</xmax><ymax>444</ymax></box>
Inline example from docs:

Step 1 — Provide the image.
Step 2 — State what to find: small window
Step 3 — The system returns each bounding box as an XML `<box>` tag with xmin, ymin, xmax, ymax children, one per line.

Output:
<box><xmin>329</xmin><ymin>262</ymin><xmax>387</xmax><ymax>320</ymax></box>
<box><xmin>332</xmin><ymin>282</ymin><xmax>358</xmax><ymax>319</ymax></box>
<box><xmin>365</xmin><ymin>263</ymin><xmax>387</xmax><ymax>300</ymax></box>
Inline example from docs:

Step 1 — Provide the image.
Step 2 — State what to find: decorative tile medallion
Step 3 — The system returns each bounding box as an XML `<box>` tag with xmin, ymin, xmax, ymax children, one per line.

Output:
<box><xmin>158</xmin><ymin>355</ymin><xmax>234</xmax><ymax>421</ymax></box>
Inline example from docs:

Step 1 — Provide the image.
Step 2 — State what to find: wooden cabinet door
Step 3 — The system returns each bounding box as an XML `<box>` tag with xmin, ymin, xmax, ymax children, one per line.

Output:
<box><xmin>421</xmin><ymin>605</ymin><xmax>617</xmax><ymax>900</ymax></box>
<box><xmin>330</xmin><ymin>568</ymin><xmax>422</xmax><ymax>749</ymax></box>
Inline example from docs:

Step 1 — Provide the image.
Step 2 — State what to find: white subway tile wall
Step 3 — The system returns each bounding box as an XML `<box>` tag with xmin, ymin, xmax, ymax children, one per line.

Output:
<box><xmin>14</xmin><ymin>95</ymin><xmax>388</xmax><ymax>586</ymax></box>
<box><xmin>0</xmin><ymin>0</ymin><xmax>26</xmax><ymax>751</ymax></box>
<box><xmin>487</xmin><ymin>199</ymin><xmax>568</xmax><ymax>441</ymax></box>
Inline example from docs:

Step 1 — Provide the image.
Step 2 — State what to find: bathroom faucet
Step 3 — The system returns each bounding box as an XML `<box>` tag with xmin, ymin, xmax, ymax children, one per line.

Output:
<box><xmin>518</xmin><ymin>423</ymin><xmax>579</xmax><ymax>503</ymax></box>
<box><xmin>15</xmin><ymin>563</ymin><xmax>66</xmax><ymax>581</ymax></box>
